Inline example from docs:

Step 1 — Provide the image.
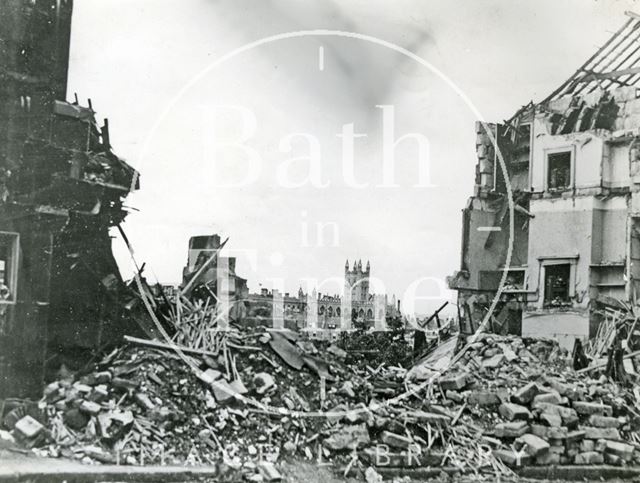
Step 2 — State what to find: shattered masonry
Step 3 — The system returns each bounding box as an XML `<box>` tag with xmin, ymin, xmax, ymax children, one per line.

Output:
<box><xmin>0</xmin><ymin>0</ymin><xmax>139</xmax><ymax>398</ymax></box>
<box><xmin>448</xmin><ymin>12</ymin><xmax>640</xmax><ymax>349</ymax></box>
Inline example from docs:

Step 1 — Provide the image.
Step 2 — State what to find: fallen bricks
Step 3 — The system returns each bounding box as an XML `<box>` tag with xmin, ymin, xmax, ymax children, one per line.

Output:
<box><xmin>3</xmin><ymin>331</ymin><xmax>640</xmax><ymax>480</ymax></box>
<box><xmin>428</xmin><ymin>333</ymin><xmax>640</xmax><ymax>469</ymax></box>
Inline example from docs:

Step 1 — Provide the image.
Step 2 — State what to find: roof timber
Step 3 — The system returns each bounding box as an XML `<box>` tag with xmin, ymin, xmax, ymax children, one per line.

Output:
<box><xmin>542</xmin><ymin>12</ymin><xmax>640</xmax><ymax>103</ymax></box>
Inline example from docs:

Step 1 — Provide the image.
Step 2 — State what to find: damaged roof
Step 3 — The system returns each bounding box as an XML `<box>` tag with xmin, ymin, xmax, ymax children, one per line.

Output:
<box><xmin>544</xmin><ymin>11</ymin><xmax>640</xmax><ymax>103</ymax></box>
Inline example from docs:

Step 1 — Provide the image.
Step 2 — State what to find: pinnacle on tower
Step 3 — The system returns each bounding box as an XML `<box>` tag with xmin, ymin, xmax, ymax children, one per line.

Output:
<box><xmin>345</xmin><ymin>259</ymin><xmax>349</xmax><ymax>271</ymax></box>
<box><xmin>366</xmin><ymin>260</ymin><xmax>370</xmax><ymax>272</ymax></box>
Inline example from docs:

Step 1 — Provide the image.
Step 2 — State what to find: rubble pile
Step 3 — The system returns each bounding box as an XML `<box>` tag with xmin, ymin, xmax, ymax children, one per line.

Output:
<box><xmin>3</xmin><ymin>329</ymin><xmax>640</xmax><ymax>479</ymax></box>
<box><xmin>423</xmin><ymin>333</ymin><xmax>640</xmax><ymax>468</ymax></box>
<box><xmin>1</xmin><ymin>326</ymin><xmax>407</xmax><ymax>478</ymax></box>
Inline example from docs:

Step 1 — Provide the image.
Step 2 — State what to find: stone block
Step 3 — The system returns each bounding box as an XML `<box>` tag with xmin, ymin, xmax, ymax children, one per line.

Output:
<box><xmin>565</xmin><ymin>430</ymin><xmax>585</xmax><ymax>444</ymax></box>
<box><xmin>574</xmin><ymin>451</ymin><xmax>604</xmax><ymax>464</ymax></box>
<box><xmin>380</xmin><ymin>431</ymin><xmax>413</xmax><ymax>449</ymax></box>
<box><xmin>440</xmin><ymin>373</ymin><xmax>468</xmax><ymax>391</ymax></box>
<box><xmin>547</xmin><ymin>427</ymin><xmax>569</xmax><ymax>440</ymax></box>
<box><xmin>14</xmin><ymin>416</ymin><xmax>43</xmax><ymax>439</ymax></box>
<box><xmin>89</xmin><ymin>385</ymin><xmax>109</xmax><ymax>402</ymax></box>
<box><xmin>535</xmin><ymin>452</ymin><xmax>560</xmax><ymax>465</ymax></box>
<box><xmin>512</xmin><ymin>382</ymin><xmax>539</xmax><ymax>405</ymax></box>
<box><xmin>493</xmin><ymin>449</ymin><xmax>531</xmax><ymax>467</ymax></box>
<box><xmin>515</xmin><ymin>434</ymin><xmax>550</xmax><ymax>457</ymax></box>
<box><xmin>530</xmin><ymin>424</ymin><xmax>548</xmax><ymax>439</ymax></box>
<box><xmin>534</xmin><ymin>403</ymin><xmax>578</xmax><ymax>426</ymax></box>
<box><xmin>580</xmin><ymin>426</ymin><xmax>621</xmax><ymax>441</ymax></box>
<box><xmin>545</xmin><ymin>378</ymin><xmax>581</xmax><ymax>399</ymax></box>
<box><xmin>468</xmin><ymin>391</ymin><xmax>501</xmax><ymax>407</ymax></box>
<box><xmin>79</xmin><ymin>400</ymin><xmax>102</xmax><ymax>415</ymax></box>
<box><xmin>404</xmin><ymin>411</ymin><xmax>450</xmax><ymax>425</ymax></box>
<box><xmin>532</xmin><ymin>391</ymin><xmax>562</xmax><ymax>406</ymax></box>
<box><xmin>481</xmin><ymin>354</ymin><xmax>505</xmax><ymax>369</ymax></box>
<box><xmin>563</xmin><ymin>413</ymin><xmax>580</xmax><ymax>429</ymax></box>
<box><xmin>572</xmin><ymin>401</ymin><xmax>612</xmax><ymax>417</ymax></box>
<box><xmin>499</xmin><ymin>403</ymin><xmax>531</xmax><ymax>421</ymax></box>
<box><xmin>445</xmin><ymin>390</ymin><xmax>464</xmax><ymax>403</ymax></box>
<box><xmin>494</xmin><ymin>421</ymin><xmax>528</xmax><ymax>438</ymax></box>
<box><xmin>540</xmin><ymin>413</ymin><xmax>562</xmax><ymax>427</ymax></box>
<box><xmin>604</xmin><ymin>453</ymin><xmax>622</xmax><ymax>465</ymax></box>
<box><xmin>111</xmin><ymin>377</ymin><xmax>139</xmax><ymax>390</ymax></box>
<box><xmin>580</xmin><ymin>440</ymin><xmax>595</xmax><ymax>453</ymax></box>
<box><xmin>604</xmin><ymin>440</ymin><xmax>634</xmax><ymax>462</ymax></box>
<box><xmin>587</xmin><ymin>415</ymin><xmax>624</xmax><ymax>428</ymax></box>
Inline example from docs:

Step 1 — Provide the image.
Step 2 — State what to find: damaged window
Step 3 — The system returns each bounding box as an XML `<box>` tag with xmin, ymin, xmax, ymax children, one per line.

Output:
<box><xmin>547</xmin><ymin>151</ymin><xmax>572</xmax><ymax>190</ymax></box>
<box><xmin>504</xmin><ymin>270</ymin><xmax>525</xmax><ymax>290</ymax></box>
<box><xmin>544</xmin><ymin>263</ymin><xmax>571</xmax><ymax>307</ymax></box>
<box><xmin>0</xmin><ymin>233</ymin><xmax>19</xmax><ymax>303</ymax></box>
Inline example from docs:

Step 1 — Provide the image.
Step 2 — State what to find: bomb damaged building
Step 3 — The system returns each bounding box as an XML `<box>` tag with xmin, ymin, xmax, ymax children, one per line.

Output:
<box><xmin>448</xmin><ymin>12</ymin><xmax>640</xmax><ymax>349</ymax></box>
<box><xmin>0</xmin><ymin>0</ymin><xmax>139</xmax><ymax>397</ymax></box>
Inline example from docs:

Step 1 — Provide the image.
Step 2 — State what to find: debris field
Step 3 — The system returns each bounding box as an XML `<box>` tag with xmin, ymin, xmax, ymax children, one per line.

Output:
<box><xmin>3</xmin><ymin>320</ymin><xmax>640</xmax><ymax>481</ymax></box>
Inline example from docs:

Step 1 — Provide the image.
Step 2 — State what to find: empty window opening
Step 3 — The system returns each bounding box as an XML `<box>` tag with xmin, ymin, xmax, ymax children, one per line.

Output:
<box><xmin>547</xmin><ymin>151</ymin><xmax>572</xmax><ymax>190</ymax></box>
<box><xmin>544</xmin><ymin>263</ymin><xmax>571</xmax><ymax>307</ymax></box>
<box><xmin>504</xmin><ymin>270</ymin><xmax>525</xmax><ymax>290</ymax></box>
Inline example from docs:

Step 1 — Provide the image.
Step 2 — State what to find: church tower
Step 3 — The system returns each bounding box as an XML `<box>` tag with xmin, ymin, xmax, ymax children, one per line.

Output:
<box><xmin>344</xmin><ymin>259</ymin><xmax>370</xmax><ymax>303</ymax></box>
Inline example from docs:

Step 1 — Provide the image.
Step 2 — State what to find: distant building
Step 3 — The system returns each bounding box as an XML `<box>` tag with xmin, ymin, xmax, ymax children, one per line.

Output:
<box><xmin>180</xmin><ymin>235</ymin><xmax>249</xmax><ymax>321</ymax></box>
<box><xmin>244</xmin><ymin>260</ymin><xmax>401</xmax><ymax>331</ymax></box>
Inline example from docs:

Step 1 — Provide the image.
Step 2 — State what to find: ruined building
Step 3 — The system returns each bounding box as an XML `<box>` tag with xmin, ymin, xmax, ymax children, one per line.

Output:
<box><xmin>180</xmin><ymin>234</ymin><xmax>249</xmax><ymax>322</ymax></box>
<box><xmin>449</xmin><ymin>12</ymin><xmax>640</xmax><ymax>349</ymax></box>
<box><xmin>0</xmin><ymin>0</ymin><xmax>139</xmax><ymax>396</ymax></box>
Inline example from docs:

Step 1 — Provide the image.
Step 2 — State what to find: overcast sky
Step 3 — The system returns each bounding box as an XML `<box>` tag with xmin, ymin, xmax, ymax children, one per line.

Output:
<box><xmin>68</xmin><ymin>0</ymin><xmax>637</xmax><ymax>315</ymax></box>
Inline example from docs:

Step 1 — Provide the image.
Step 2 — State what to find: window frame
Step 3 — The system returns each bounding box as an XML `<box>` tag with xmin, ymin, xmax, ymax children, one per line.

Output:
<box><xmin>544</xmin><ymin>147</ymin><xmax>575</xmax><ymax>191</ymax></box>
<box><xmin>539</xmin><ymin>256</ymin><xmax>578</xmax><ymax>308</ymax></box>
<box><xmin>0</xmin><ymin>231</ymin><xmax>19</xmax><ymax>304</ymax></box>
